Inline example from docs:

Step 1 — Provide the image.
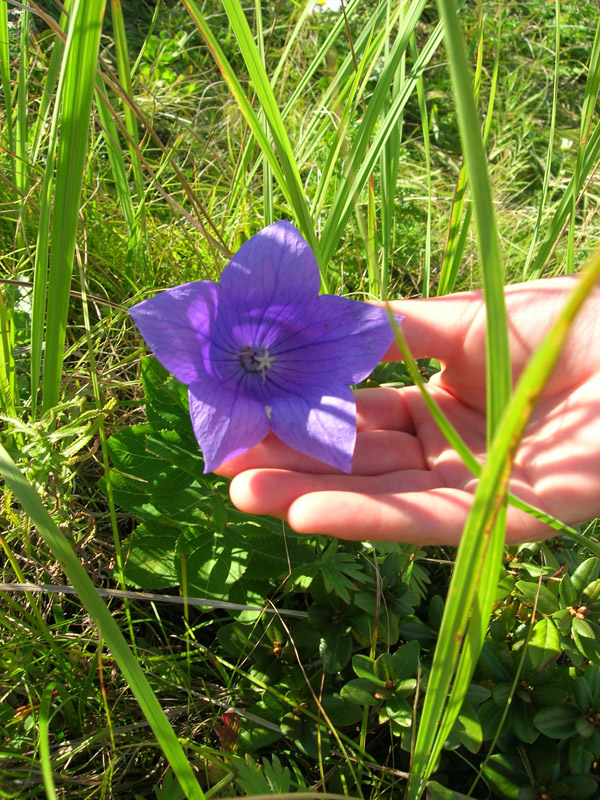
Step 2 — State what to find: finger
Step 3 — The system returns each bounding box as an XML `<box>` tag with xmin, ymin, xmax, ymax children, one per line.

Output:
<box><xmin>285</xmin><ymin>489</ymin><xmax>552</xmax><ymax>546</ymax></box>
<box><xmin>381</xmin><ymin>291</ymin><xmax>482</xmax><ymax>362</ymax></box>
<box><xmin>218</xmin><ymin>427</ymin><xmax>426</xmax><ymax>477</ymax></box>
<box><xmin>355</xmin><ymin>387</ymin><xmax>414</xmax><ymax>432</ymax></box>
<box><xmin>229</xmin><ymin>468</ymin><xmax>439</xmax><ymax>518</ymax></box>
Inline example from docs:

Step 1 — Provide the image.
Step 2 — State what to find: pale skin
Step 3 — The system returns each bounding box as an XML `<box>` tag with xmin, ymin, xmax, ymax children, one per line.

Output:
<box><xmin>216</xmin><ymin>276</ymin><xmax>600</xmax><ymax>545</ymax></box>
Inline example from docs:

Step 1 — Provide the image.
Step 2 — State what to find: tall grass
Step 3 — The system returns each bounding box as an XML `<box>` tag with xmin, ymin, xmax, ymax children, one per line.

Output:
<box><xmin>1</xmin><ymin>0</ymin><xmax>600</xmax><ymax>797</ymax></box>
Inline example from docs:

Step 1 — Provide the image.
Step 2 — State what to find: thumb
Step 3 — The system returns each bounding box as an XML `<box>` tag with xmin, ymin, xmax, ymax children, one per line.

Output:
<box><xmin>382</xmin><ymin>289</ymin><xmax>484</xmax><ymax>363</ymax></box>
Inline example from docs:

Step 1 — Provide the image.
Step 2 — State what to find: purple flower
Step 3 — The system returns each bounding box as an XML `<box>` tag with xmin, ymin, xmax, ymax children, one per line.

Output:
<box><xmin>129</xmin><ymin>221</ymin><xmax>399</xmax><ymax>473</ymax></box>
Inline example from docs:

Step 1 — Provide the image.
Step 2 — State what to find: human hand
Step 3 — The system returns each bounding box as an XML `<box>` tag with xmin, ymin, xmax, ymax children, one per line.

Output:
<box><xmin>216</xmin><ymin>276</ymin><xmax>600</xmax><ymax>544</ymax></box>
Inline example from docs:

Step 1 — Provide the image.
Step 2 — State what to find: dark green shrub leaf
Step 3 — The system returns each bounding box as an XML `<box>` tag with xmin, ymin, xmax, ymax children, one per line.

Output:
<box><xmin>572</xmin><ymin>558</ymin><xmax>600</xmax><ymax>596</ymax></box>
<box><xmin>482</xmin><ymin>753</ymin><xmax>529</xmax><ymax>799</ymax></box>
<box><xmin>516</xmin><ymin>579</ymin><xmax>559</xmax><ymax>615</ymax></box>
<box><xmin>528</xmin><ymin>618</ymin><xmax>561</xmax><ymax>670</ymax></box>
<box><xmin>452</xmin><ymin>702</ymin><xmax>482</xmax><ymax>753</ymax></box>
<box><xmin>319</xmin><ymin>624</ymin><xmax>352</xmax><ymax>673</ymax></box>
<box><xmin>340</xmin><ymin>678</ymin><xmax>383</xmax><ymax>706</ymax></box>
<box><xmin>534</xmin><ymin>703</ymin><xmax>581</xmax><ymax>738</ymax></box>
<box><xmin>559</xmin><ymin>573</ymin><xmax>577</xmax><ymax>607</ymax></box>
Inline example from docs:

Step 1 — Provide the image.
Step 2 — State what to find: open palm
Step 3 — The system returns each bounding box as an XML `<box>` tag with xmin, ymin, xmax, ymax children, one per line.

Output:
<box><xmin>217</xmin><ymin>276</ymin><xmax>600</xmax><ymax>544</ymax></box>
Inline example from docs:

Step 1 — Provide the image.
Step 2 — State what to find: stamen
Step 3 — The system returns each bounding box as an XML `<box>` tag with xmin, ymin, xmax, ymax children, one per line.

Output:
<box><xmin>238</xmin><ymin>345</ymin><xmax>275</xmax><ymax>382</ymax></box>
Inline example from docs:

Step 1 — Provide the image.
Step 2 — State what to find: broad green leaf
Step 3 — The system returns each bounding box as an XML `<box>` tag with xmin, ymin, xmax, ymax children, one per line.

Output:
<box><xmin>534</xmin><ymin>703</ymin><xmax>581</xmax><ymax>739</ymax></box>
<box><xmin>528</xmin><ymin>618</ymin><xmax>562</xmax><ymax>671</ymax></box>
<box><xmin>319</xmin><ymin>624</ymin><xmax>353</xmax><ymax>674</ymax></box>
<box><xmin>178</xmin><ymin>528</ymin><xmax>249</xmax><ymax>600</ymax></box>
<box><xmin>122</xmin><ymin>521</ymin><xmax>180</xmax><ymax>590</ymax></box>
<box><xmin>516</xmin><ymin>579</ymin><xmax>559</xmax><ymax>616</ymax></box>
<box><xmin>340</xmin><ymin>678</ymin><xmax>383</xmax><ymax>706</ymax></box>
<box><xmin>572</xmin><ymin>558</ymin><xmax>600</xmax><ymax>596</ymax></box>
<box><xmin>452</xmin><ymin>702</ymin><xmax>482</xmax><ymax>753</ymax></box>
<box><xmin>482</xmin><ymin>754</ymin><xmax>529</xmax><ymax>800</ymax></box>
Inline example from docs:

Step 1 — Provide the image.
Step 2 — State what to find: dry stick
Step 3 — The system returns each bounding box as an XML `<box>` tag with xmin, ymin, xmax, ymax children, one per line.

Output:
<box><xmin>0</xmin><ymin>583</ymin><xmax>308</xmax><ymax>618</ymax></box>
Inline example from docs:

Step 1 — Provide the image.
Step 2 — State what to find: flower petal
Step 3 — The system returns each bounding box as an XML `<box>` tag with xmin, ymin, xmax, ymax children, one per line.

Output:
<box><xmin>219</xmin><ymin>221</ymin><xmax>320</xmax><ymax>307</ymax></box>
<box><xmin>129</xmin><ymin>282</ymin><xmax>220</xmax><ymax>385</ymax></box>
<box><xmin>269</xmin><ymin>383</ymin><xmax>356</xmax><ymax>472</ymax></box>
<box><xmin>188</xmin><ymin>380</ymin><xmax>270</xmax><ymax>473</ymax></box>
<box><xmin>270</xmin><ymin>295</ymin><xmax>399</xmax><ymax>385</ymax></box>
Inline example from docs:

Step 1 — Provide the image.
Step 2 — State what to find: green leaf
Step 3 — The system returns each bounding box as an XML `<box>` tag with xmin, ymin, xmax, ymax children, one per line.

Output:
<box><xmin>510</xmin><ymin>702</ymin><xmax>538</xmax><ymax>744</ymax></box>
<box><xmin>426</xmin><ymin>781</ymin><xmax>462</xmax><ymax>800</ymax></box>
<box><xmin>528</xmin><ymin>618</ymin><xmax>561</xmax><ymax>670</ymax></box>
<box><xmin>122</xmin><ymin>521</ymin><xmax>179</xmax><ymax>590</ymax></box>
<box><xmin>559</xmin><ymin>774</ymin><xmax>600</xmax><ymax>800</ymax></box>
<box><xmin>351</xmin><ymin>654</ymin><xmax>377</xmax><ymax>681</ymax></box>
<box><xmin>319</xmin><ymin>624</ymin><xmax>353</xmax><ymax>674</ymax></box>
<box><xmin>340</xmin><ymin>678</ymin><xmax>384</xmax><ymax>706</ymax></box>
<box><xmin>452</xmin><ymin>702</ymin><xmax>482</xmax><ymax>753</ymax></box>
<box><xmin>178</xmin><ymin>528</ymin><xmax>249</xmax><ymax>600</ymax></box>
<box><xmin>572</xmin><ymin>617</ymin><xmax>600</xmax><ymax>662</ymax></box>
<box><xmin>392</xmin><ymin>640</ymin><xmax>420</xmax><ymax>681</ymax></box>
<box><xmin>482</xmin><ymin>754</ymin><xmax>529</xmax><ymax>800</ymax></box>
<box><xmin>572</xmin><ymin>558</ymin><xmax>600</xmax><ymax>596</ymax></box>
<box><xmin>516</xmin><ymin>579</ymin><xmax>560</xmax><ymax>615</ymax></box>
<box><xmin>560</xmin><ymin>574</ymin><xmax>577</xmax><ymax>607</ymax></box>
<box><xmin>374</xmin><ymin>652</ymin><xmax>397</xmax><ymax>683</ymax></box>
<box><xmin>534</xmin><ymin>703</ymin><xmax>581</xmax><ymax>739</ymax></box>
<box><xmin>108</xmin><ymin>426</ymin><xmax>195</xmax><ymax>496</ymax></box>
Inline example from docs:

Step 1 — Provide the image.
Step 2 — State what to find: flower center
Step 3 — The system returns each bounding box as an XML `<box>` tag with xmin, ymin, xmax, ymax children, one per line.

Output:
<box><xmin>238</xmin><ymin>345</ymin><xmax>274</xmax><ymax>382</ymax></box>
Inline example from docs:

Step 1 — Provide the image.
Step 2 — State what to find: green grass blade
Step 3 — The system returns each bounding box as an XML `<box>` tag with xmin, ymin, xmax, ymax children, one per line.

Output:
<box><xmin>30</xmin><ymin>2</ymin><xmax>71</xmax><ymax>166</ymax></box>
<box><xmin>0</xmin><ymin>442</ymin><xmax>206</xmax><ymax>800</ymax></box>
<box><xmin>41</xmin><ymin>0</ymin><xmax>106</xmax><ymax>412</ymax></box>
<box><xmin>109</xmin><ymin>0</ymin><xmax>149</xmax><ymax>269</ymax></box>
<box><xmin>94</xmin><ymin>76</ymin><xmax>137</xmax><ymax>243</ymax></box>
<box><xmin>435</xmin><ymin>0</ymin><xmax>509</xmax><ymax>437</ymax></box>
<box><xmin>521</xmin><ymin>0</ymin><xmax>561</xmax><ymax>280</ymax></box>
<box><xmin>182</xmin><ymin>0</ymin><xmax>323</xmax><ymax>285</ymax></box>
<box><xmin>320</xmin><ymin>3</ymin><xmax>440</xmax><ymax>266</ymax></box>
<box><xmin>0</xmin><ymin>290</ymin><xmax>18</xmax><ymax>419</ymax></box>
<box><xmin>529</xmin><ymin>118</ymin><xmax>600</xmax><ymax>278</ymax></box>
<box><xmin>406</xmin><ymin>252</ymin><xmax>600</xmax><ymax>799</ymax></box>
<box><xmin>0</xmin><ymin>1</ymin><xmax>14</xmax><ymax>174</ymax></box>
<box><xmin>15</xmin><ymin>7</ymin><xmax>29</xmax><ymax>201</ymax></box>
<box><xmin>38</xmin><ymin>684</ymin><xmax>59</xmax><ymax>800</ymax></box>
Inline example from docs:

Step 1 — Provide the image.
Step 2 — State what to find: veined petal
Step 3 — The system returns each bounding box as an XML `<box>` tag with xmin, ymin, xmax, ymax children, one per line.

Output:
<box><xmin>188</xmin><ymin>380</ymin><xmax>270</xmax><ymax>473</ymax></box>
<box><xmin>220</xmin><ymin>221</ymin><xmax>320</xmax><ymax>309</ymax></box>
<box><xmin>129</xmin><ymin>282</ymin><xmax>221</xmax><ymax>385</ymax></box>
<box><xmin>269</xmin><ymin>384</ymin><xmax>356</xmax><ymax>473</ymax></box>
<box><xmin>272</xmin><ymin>295</ymin><xmax>399</xmax><ymax>385</ymax></box>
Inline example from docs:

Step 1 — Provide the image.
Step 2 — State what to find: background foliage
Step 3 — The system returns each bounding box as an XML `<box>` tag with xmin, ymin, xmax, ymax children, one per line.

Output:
<box><xmin>1</xmin><ymin>0</ymin><xmax>600</xmax><ymax>798</ymax></box>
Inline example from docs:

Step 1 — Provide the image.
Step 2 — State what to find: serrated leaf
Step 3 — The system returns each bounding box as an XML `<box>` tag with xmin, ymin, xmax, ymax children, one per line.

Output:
<box><xmin>178</xmin><ymin>527</ymin><xmax>249</xmax><ymax>600</ymax></box>
<box><xmin>122</xmin><ymin>520</ymin><xmax>179</xmax><ymax>589</ymax></box>
<box><xmin>145</xmin><ymin>429</ymin><xmax>205</xmax><ymax>475</ymax></box>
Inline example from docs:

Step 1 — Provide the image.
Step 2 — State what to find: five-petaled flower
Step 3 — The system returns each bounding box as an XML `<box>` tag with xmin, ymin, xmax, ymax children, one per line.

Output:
<box><xmin>129</xmin><ymin>221</ymin><xmax>399</xmax><ymax>473</ymax></box>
